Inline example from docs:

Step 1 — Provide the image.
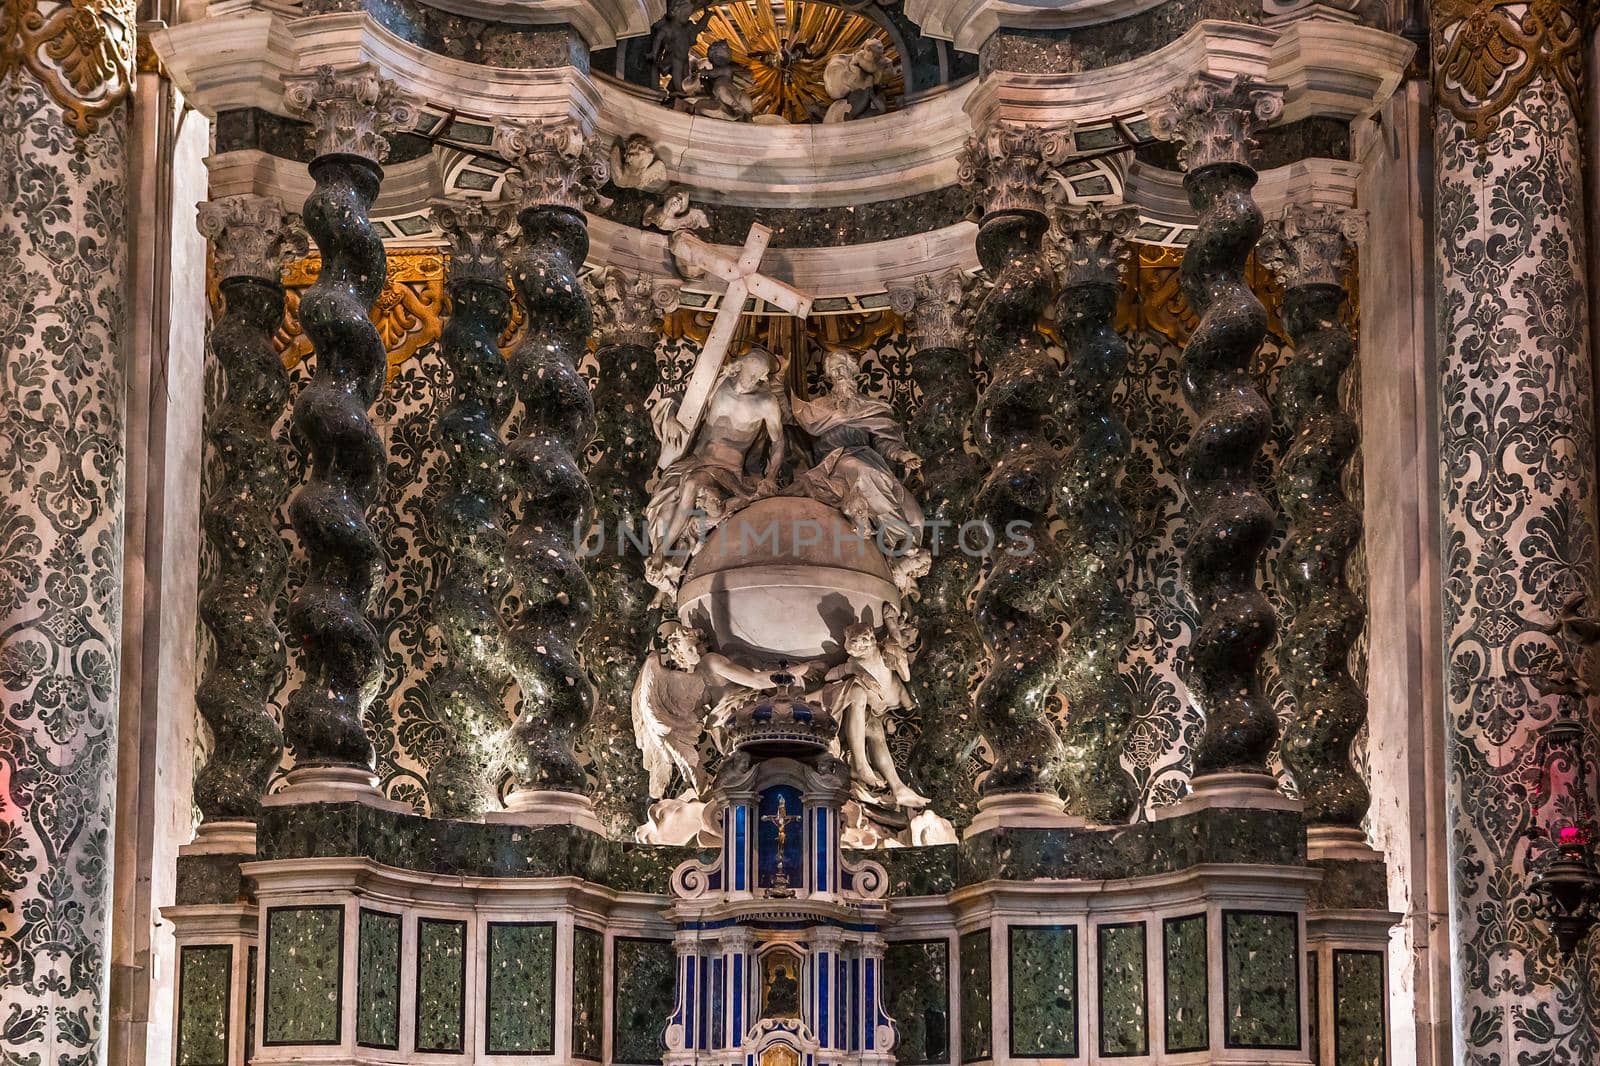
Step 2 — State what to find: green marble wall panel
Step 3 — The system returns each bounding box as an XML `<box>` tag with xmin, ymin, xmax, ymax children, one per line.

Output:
<box><xmin>613</xmin><ymin>937</ymin><xmax>676</xmax><ymax>1065</ymax></box>
<box><xmin>1008</xmin><ymin>925</ymin><xmax>1076</xmax><ymax>1058</ymax></box>
<box><xmin>1098</xmin><ymin>923</ymin><xmax>1147</xmax><ymax>1056</ymax></box>
<box><xmin>1334</xmin><ymin>950</ymin><xmax>1385</xmax><ymax>1066</ymax></box>
<box><xmin>959</xmin><ymin>930</ymin><xmax>991</xmax><ymax>1063</ymax></box>
<box><xmin>177</xmin><ymin>945</ymin><xmax>232</xmax><ymax>1066</ymax></box>
<box><xmin>246</xmin><ymin>946</ymin><xmax>257</xmax><ymax>1060</ymax></box>
<box><xmin>357</xmin><ymin>910</ymin><xmax>401</xmax><ymax>1049</ymax></box>
<box><xmin>1309</xmin><ymin>952</ymin><xmax>1320</xmax><ymax>1064</ymax></box>
<box><xmin>572</xmin><ymin>926</ymin><xmax>605</xmax><ymax>1061</ymax></box>
<box><xmin>1223</xmin><ymin>911</ymin><xmax>1300</xmax><ymax>1050</ymax></box>
<box><xmin>264</xmin><ymin>906</ymin><xmax>344</xmax><ymax>1045</ymax></box>
<box><xmin>1163</xmin><ymin>914</ymin><xmax>1208</xmax><ymax>1053</ymax></box>
<box><xmin>415</xmin><ymin>918</ymin><xmax>467</xmax><ymax>1053</ymax></box>
<box><xmin>886</xmin><ymin>940</ymin><xmax>950</xmax><ymax>1065</ymax></box>
<box><xmin>486</xmin><ymin>922</ymin><xmax>555</xmax><ymax>1054</ymax></box>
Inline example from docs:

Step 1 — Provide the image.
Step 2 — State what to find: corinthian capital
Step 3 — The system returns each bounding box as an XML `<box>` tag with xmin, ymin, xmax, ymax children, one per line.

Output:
<box><xmin>282</xmin><ymin>64</ymin><xmax>416</xmax><ymax>163</ymax></box>
<box><xmin>197</xmin><ymin>195</ymin><xmax>307</xmax><ymax>281</ymax></box>
<box><xmin>1048</xmin><ymin>203</ymin><xmax>1137</xmax><ymax>289</ymax></box>
<box><xmin>1258</xmin><ymin>204</ymin><xmax>1366</xmax><ymax>289</ymax></box>
<box><xmin>889</xmin><ymin>269</ymin><xmax>973</xmax><ymax>352</ymax></box>
<box><xmin>433</xmin><ymin>198</ymin><xmax>515</xmax><ymax>287</ymax></box>
<box><xmin>587</xmin><ymin>266</ymin><xmax>680</xmax><ymax>349</ymax></box>
<box><xmin>1149</xmin><ymin>73</ymin><xmax>1285</xmax><ymax>172</ymax></box>
<box><xmin>958</xmin><ymin>121</ymin><xmax>1073</xmax><ymax>217</ymax></box>
<box><xmin>494</xmin><ymin>120</ymin><xmax>610</xmax><ymax>213</ymax></box>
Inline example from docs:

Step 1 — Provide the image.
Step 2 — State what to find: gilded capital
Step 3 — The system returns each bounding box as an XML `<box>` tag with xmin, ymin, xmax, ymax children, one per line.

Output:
<box><xmin>282</xmin><ymin>64</ymin><xmax>417</xmax><ymax>164</ymax></box>
<box><xmin>494</xmin><ymin>120</ymin><xmax>610</xmax><ymax>213</ymax></box>
<box><xmin>1258</xmin><ymin>204</ymin><xmax>1365</xmax><ymax>289</ymax></box>
<box><xmin>1149</xmin><ymin>73</ymin><xmax>1284</xmax><ymax>172</ymax></box>
<box><xmin>197</xmin><ymin>195</ymin><xmax>307</xmax><ymax>281</ymax></box>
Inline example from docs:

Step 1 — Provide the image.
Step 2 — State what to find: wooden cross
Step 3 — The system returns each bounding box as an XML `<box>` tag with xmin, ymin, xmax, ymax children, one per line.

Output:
<box><xmin>659</xmin><ymin>223</ymin><xmax>813</xmax><ymax>469</ymax></box>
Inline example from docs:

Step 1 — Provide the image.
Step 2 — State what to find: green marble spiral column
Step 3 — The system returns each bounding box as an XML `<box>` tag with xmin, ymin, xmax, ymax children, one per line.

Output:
<box><xmin>192</xmin><ymin>195</ymin><xmax>304</xmax><ymax>842</ymax></box>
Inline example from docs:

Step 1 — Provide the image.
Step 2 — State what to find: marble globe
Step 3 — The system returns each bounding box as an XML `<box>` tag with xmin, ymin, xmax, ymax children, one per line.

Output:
<box><xmin>678</xmin><ymin>496</ymin><xmax>898</xmax><ymax>661</ymax></box>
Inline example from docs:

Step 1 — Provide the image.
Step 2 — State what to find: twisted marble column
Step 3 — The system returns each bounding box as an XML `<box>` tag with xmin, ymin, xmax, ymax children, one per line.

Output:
<box><xmin>427</xmin><ymin>199</ymin><xmax>518</xmax><ymax>819</ymax></box>
<box><xmin>278</xmin><ymin>65</ymin><xmax>414</xmax><ymax>796</ymax></box>
<box><xmin>1049</xmin><ymin>204</ymin><xmax>1138</xmax><ymax>824</ymax></box>
<box><xmin>193</xmin><ymin>196</ymin><xmax>305</xmax><ymax>831</ymax></box>
<box><xmin>1151</xmin><ymin>74</ymin><xmax>1284</xmax><ymax>786</ymax></box>
<box><xmin>494</xmin><ymin>120</ymin><xmax>607</xmax><ymax>825</ymax></box>
<box><xmin>1259</xmin><ymin>205</ymin><xmax>1368</xmax><ymax>832</ymax></box>
<box><xmin>958</xmin><ymin>124</ymin><xmax>1071</xmax><ymax>813</ymax></box>
<box><xmin>889</xmin><ymin>271</ymin><xmax>985</xmax><ymax>829</ymax></box>
<box><xmin>581</xmin><ymin>266</ymin><xmax>677</xmax><ymax>835</ymax></box>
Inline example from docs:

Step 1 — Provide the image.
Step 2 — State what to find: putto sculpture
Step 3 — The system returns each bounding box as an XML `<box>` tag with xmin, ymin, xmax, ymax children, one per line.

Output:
<box><xmin>822</xmin><ymin>38</ymin><xmax>896</xmax><ymax>123</ymax></box>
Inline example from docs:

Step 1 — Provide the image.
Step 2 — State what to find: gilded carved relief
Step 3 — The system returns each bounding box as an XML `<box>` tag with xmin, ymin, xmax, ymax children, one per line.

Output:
<box><xmin>1432</xmin><ymin>0</ymin><xmax>1585</xmax><ymax>139</ymax></box>
<box><xmin>2</xmin><ymin>0</ymin><xmax>136</xmax><ymax>133</ymax></box>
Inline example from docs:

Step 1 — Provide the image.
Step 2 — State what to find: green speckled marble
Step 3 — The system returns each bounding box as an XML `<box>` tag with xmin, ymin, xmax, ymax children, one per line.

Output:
<box><xmin>245</xmin><ymin>946</ymin><xmax>257</xmax><ymax>1060</ymax></box>
<box><xmin>886</xmin><ymin>940</ymin><xmax>950</xmax><ymax>1065</ymax></box>
<box><xmin>177</xmin><ymin>945</ymin><xmax>232</xmax><ymax>1066</ymax></box>
<box><xmin>264</xmin><ymin>906</ymin><xmax>343</xmax><ymax>1045</ymax></box>
<box><xmin>357</xmin><ymin>910</ymin><xmax>400</xmax><ymax>1048</ymax></box>
<box><xmin>572</xmin><ymin>926</ymin><xmax>605</xmax><ymax>1061</ymax></box>
<box><xmin>1162</xmin><ymin>914</ymin><xmax>1208</xmax><ymax>1053</ymax></box>
<box><xmin>1223</xmin><ymin>911</ymin><xmax>1299</xmax><ymax>1049</ymax></box>
<box><xmin>613</xmin><ymin>938</ymin><xmax>675</xmax><ymax>1065</ymax></box>
<box><xmin>1334</xmin><ymin>950</ymin><xmax>1385</xmax><ymax>1066</ymax></box>
<box><xmin>1098</xmin><ymin>923</ymin><xmax>1147</xmax><ymax>1056</ymax></box>
<box><xmin>415</xmin><ymin>918</ymin><xmax>466</xmax><ymax>1052</ymax></box>
<box><xmin>1008</xmin><ymin>926</ymin><xmax>1076</xmax><ymax>1058</ymax></box>
<box><xmin>486</xmin><ymin>923</ymin><xmax>555</xmax><ymax>1054</ymax></box>
<box><xmin>959</xmin><ymin>930</ymin><xmax>991</xmax><ymax>1063</ymax></box>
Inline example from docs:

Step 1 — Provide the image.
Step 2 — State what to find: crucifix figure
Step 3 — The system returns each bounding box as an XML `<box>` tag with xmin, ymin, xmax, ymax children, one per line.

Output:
<box><xmin>659</xmin><ymin>223</ymin><xmax>813</xmax><ymax>471</ymax></box>
<box><xmin>762</xmin><ymin>794</ymin><xmax>801</xmax><ymax>894</ymax></box>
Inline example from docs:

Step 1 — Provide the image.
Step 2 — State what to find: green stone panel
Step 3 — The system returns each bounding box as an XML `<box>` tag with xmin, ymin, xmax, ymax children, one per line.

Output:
<box><xmin>486</xmin><ymin>922</ymin><xmax>555</xmax><ymax>1054</ymax></box>
<box><xmin>886</xmin><ymin>940</ymin><xmax>950</xmax><ymax>1065</ymax></box>
<box><xmin>613</xmin><ymin>937</ymin><xmax>676</xmax><ymax>1065</ymax></box>
<box><xmin>1163</xmin><ymin>915</ymin><xmax>1208</xmax><ymax>1053</ymax></box>
<box><xmin>1334</xmin><ymin>950</ymin><xmax>1385</xmax><ymax>1066</ymax></box>
<box><xmin>958</xmin><ymin>930</ymin><xmax>991</xmax><ymax>1063</ymax></box>
<box><xmin>357</xmin><ymin>910</ymin><xmax>401</xmax><ymax>1048</ymax></box>
<box><xmin>1007</xmin><ymin>925</ymin><xmax>1076</xmax><ymax>1058</ymax></box>
<box><xmin>245</xmin><ymin>946</ymin><xmax>257</xmax><ymax>1060</ymax></box>
<box><xmin>264</xmin><ymin>906</ymin><xmax>344</xmax><ymax>1045</ymax></box>
<box><xmin>572</xmin><ymin>926</ymin><xmax>605</xmax><ymax>1061</ymax></box>
<box><xmin>177</xmin><ymin>945</ymin><xmax>232</xmax><ymax>1066</ymax></box>
<box><xmin>415</xmin><ymin>918</ymin><xmax>467</xmax><ymax>1053</ymax></box>
<box><xmin>1223</xmin><ymin>911</ymin><xmax>1300</xmax><ymax>1050</ymax></box>
<box><xmin>1309</xmin><ymin>952</ymin><xmax>1321</xmax><ymax>1064</ymax></box>
<box><xmin>1098</xmin><ymin>923</ymin><xmax>1147</xmax><ymax>1056</ymax></box>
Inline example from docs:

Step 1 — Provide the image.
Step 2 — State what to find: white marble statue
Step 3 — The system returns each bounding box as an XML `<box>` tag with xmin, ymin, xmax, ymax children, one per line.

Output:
<box><xmin>789</xmin><ymin>349</ymin><xmax>924</xmax><ymax>545</ymax></box>
<box><xmin>646</xmin><ymin>348</ymin><xmax>787</xmax><ymax>576</ymax></box>
<box><xmin>633</xmin><ymin>622</ymin><xmax>813</xmax><ymax>799</ymax></box>
<box><xmin>645</xmin><ymin>186</ymin><xmax>712</xmax><ymax>235</ymax></box>
<box><xmin>822</xmin><ymin>39</ymin><xmax>894</xmax><ymax>123</ymax></box>
<box><xmin>691</xmin><ymin>40</ymin><xmax>757</xmax><ymax>122</ymax></box>
<box><xmin>814</xmin><ymin>622</ymin><xmax>929</xmax><ymax>810</ymax></box>
<box><xmin>610</xmin><ymin>134</ymin><xmax>671</xmax><ymax>192</ymax></box>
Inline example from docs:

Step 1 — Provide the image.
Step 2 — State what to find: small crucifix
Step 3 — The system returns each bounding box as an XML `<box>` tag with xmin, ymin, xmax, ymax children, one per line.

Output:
<box><xmin>762</xmin><ymin>795</ymin><xmax>802</xmax><ymax>894</ymax></box>
<box><xmin>659</xmin><ymin>223</ymin><xmax>813</xmax><ymax>470</ymax></box>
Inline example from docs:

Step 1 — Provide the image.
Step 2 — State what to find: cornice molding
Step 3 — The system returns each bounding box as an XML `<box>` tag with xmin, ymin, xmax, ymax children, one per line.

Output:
<box><xmin>418</xmin><ymin>0</ymin><xmax>663</xmax><ymax>49</ymax></box>
<box><xmin>905</xmin><ymin>0</ymin><xmax>1171</xmax><ymax>52</ymax></box>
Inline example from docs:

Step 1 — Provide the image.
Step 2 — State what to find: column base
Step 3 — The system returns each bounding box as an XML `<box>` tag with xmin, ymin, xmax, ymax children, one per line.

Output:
<box><xmin>483</xmin><ymin>789</ymin><xmax>605</xmax><ymax>834</ymax></box>
<box><xmin>1155</xmin><ymin>772</ymin><xmax>1301</xmax><ymax>819</ymax></box>
<box><xmin>1306</xmin><ymin>825</ymin><xmax>1381</xmax><ymax>862</ymax></box>
<box><xmin>180</xmin><ymin>819</ymin><xmax>257</xmax><ymax>857</ymax></box>
<box><xmin>261</xmin><ymin>766</ymin><xmax>412</xmax><ymax>813</ymax></box>
<box><xmin>963</xmin><ymin>790</ymin><xmax>1083</xmax><ymax>839</ymax></box>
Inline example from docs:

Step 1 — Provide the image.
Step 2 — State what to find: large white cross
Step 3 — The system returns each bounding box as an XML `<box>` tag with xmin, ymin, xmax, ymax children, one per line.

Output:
<box><xmin>660</xmin><ymin>222</ymin><xmax>812</xmax><ymax>470</ymax></box>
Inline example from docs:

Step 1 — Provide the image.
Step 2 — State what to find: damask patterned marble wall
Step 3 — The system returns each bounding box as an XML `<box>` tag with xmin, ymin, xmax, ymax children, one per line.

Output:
<box><xmin>0</xmin><ymin>8</ymin><xmax>132</xmax><ymax>1066</ymax></box>
<box><xmin>237</xmin><ymin>257</ymin><xmax>1319</xmax><ymax>820</ymax></box>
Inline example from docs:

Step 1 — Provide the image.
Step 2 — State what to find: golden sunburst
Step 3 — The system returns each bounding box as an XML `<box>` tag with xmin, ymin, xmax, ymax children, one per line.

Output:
<box><xmin>691</xmin><ymin>0</ymin><xmax>903</xmax><ymax>123</ymax></box>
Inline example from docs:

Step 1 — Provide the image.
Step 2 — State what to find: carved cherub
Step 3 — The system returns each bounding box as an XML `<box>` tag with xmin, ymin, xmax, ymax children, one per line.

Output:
<box><xmin>814</xmin><ymin>623</ymin><xmax>929</xmax><ymax>809</ymax></box>
<box><xmin>644</xmin><ymin>186</ymin><xmax>712</xmax><ymax>235</ymax></box>
<box><xmin>822</xmin><ymin>39</ymin><xmax>895</xmax><ymax>123</ymax></box>
<box><xmin>610</xmin><ymin>134</ymin><xmax>671</xmax><ymax>193</ymax></box>
<box><xmin>653</xmin><ymin>0</ymin><xmax>714</xmax><ymax>103</ymax></box>
<box><xmin>691</xmin><ymin>40</ymin><xmax>756</xmax><ymax>122</ymax></box>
